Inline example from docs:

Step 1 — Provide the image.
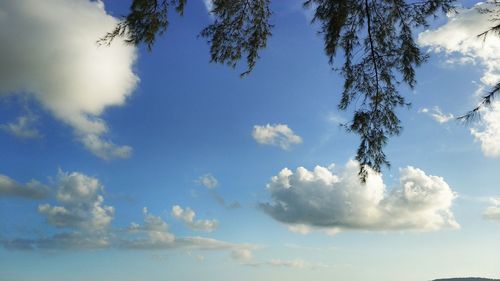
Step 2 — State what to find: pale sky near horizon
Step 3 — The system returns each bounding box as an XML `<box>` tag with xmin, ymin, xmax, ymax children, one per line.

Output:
<box><xmin>0</xmin><ymin>1</ymin><xmax>499</xmax><ymax>281</ymax></box>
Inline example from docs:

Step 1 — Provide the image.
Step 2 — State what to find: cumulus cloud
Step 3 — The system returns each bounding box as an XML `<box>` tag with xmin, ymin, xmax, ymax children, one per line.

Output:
<box><xmin>0</xmin><ymin>174</ymin><xmax>50</xmax><ymax>199</ymax></box>
<box><xmin>4</xmin><ymin>201</ymin><xmax>252</xmax><ymax>256</ymax></box>
<box><xmin>418</xmin><ymin>2</ymin><xmax>500</xmax><ymax>157</ymax></box>
<box><xmin>0</xmin><ymin>0</ymin><xmax>138</xmax><ymax>159</ymax></box>
<box><xmin>1</xmin><ymin>114</ymin><xmax>41</xmax><ymax>139</ymax></box>
<box><xmin>470</xmin><ymin>102</ymin><xmax>500</xmax><ymax>157</ymax></box>
<box><xmin>197</xmin><ymin>174</ymin><xmax>218</xmax><ymax>189</ymax></box>
<box><xmin>483</xmin><ymin>197</ymin><xmax>500</xmax><ymax>222</ymax></box>
<box><xmin>119</xmin><ymin>208</ymin><xmax>252</xmax><ymax>254</ymax></box>
<box><xmin>260</xmin><ymin>161</ymin><xmax>459</xmax><ymax>234</ymax></box>
<box><xmin>171</xmin><ymin>205</ymin><xmax>219</xmax><ymax>232</ymax></box>
<box><xmin>1</xmin><ymin>171</ymin><xmax>253</xmax><ymax>258</ymax></box>
<box><xmin>38</xmin><ymin>170</ymin><xmax>114</xmax><ymax>232</ymax></box>
<box><xmin>252</xmin><ymin>124</ymin><xmax>303</xmax><ymax>150</ymax></box>
<box><xmin>122</xmin><ymin>207</ymin><xmax>176</xmax><ymax>249</ymax></box>
<box><xmin>419</xmin><ymin>107</ymin><xmax>455</xmax><ymax>123</ymax></box>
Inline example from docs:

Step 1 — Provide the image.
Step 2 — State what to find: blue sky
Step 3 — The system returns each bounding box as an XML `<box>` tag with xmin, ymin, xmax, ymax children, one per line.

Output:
<box><xmin>0</xmin><ymin>1</ymin><xmax>499</xmax><ymax>280</ymax></box>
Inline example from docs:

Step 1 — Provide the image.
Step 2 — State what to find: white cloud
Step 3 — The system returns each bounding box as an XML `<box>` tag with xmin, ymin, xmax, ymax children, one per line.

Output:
<box><xmin>418</xmin><ymin>3</ymin><xmax>500</xmax><ymax>86</ymax></box>
<box><xmin>120</xmin><ymin>209</ymin><xmax>252</xmax><ymax>254</ymax></box>
<box><xmin>326</xmin><ymin>112</ymin><xmax>346</xmax><ymax>125</ymax></box>
<box><xmin>483</xmin><ymin>197</ymin><xmax>500</xmax><ymax>222</ymax></box>
<box><xmin>471</xmin><ymin>102</ymin><xmax>500</xmax><ymax>157</ymax></box>
<box><xmin>419</xmin><ymin>106</ymin><xmax>455</xmax><ymax>123</ymax></box>
<box><xmin>231</xmin><ymin>248</ymin><xmax>253</xmax><ymax>261</ymax></box>
<box><xmin>418</xmin><ymin>2</ymin><xmax>500</xmax><ymax>157</ymax></box>
<box><xmin>171</xmin><ymin>205</ymin><xmax>219</xmax><ymax>232</ymax></box>
<box><xmin>38</xmin><ymin>170</ymin><xmax>114</xmax><ymax>232</ymax></box>
<box><xmin>202</xmin><ymin>0</ymin><xmax>213</xmax><ymax>14</ymax></box>
<box><xmin>1</xmin><ymin>114</ymin><xmax>41</xmax><ymax>139</ymax></box>
<box><xmin>260</xmin><ymin>160</ymin><xmax>459</xmax><ymax>233</ymax></box>
<box><xmin>123</xmin><ymin>207</ymin><xmax>175</xmax><ymax>248</ymax></box>
<box><xmin>4</xmin><ymin>203</ymin><xmax>252</xmax><ymax>254</ymax></box>
<box><xmin>252</xmin><ymin>123</ymin><xmax>302</xmax><ymax>150</ymax></box>
<box><xmin>1</xmin><ymin>173</ymin><xmax>253</xmax><ymax>257</ymax></box>
<box><xmin>197</xmin><ymin>173</ymin><xmax>218</xmax><ymax>189</ymax></box>
<box><xmin>0</xmin><ymin>174</ymin><xmax>50</xmax><ymax>199</ymax></box>
<box><xmin>243</xmin><ymin>258</ymin><xmax>329</xmax><ymax>269</ymax></box>
<box><xmin>0</xmin><ymin>0</ymin><xmax>138</xmax><ymax>159</ymax></box>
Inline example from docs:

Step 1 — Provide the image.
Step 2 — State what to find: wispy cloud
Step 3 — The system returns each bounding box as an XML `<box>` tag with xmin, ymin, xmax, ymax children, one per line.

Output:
<box><xmin>196</xmin><ymin>173</ymin><xmax>241</xmax><ymax>210</ymax></box>
<box><xmin>483</xmin><ymin>197</ymin><xmax>500</xmax><ymax>222</ymax></box>
<box><xmin>419</xmin><ymin>106</ymin><xmax>455</xmax><ymax>124</ymax></box>
<box><xmin>1</xmin><ymin>114</ymin><xmax>41</xmax><ymax>139</ymax></box>
<box><xmin>243</xmin><ymin>258</ymin><xmax>330</xmax><ymax>269</ymax></box>
<box><xmin>210</xmin><ymin>191</ymin><xmax>242</xmax><ymax>210</ymax></box>
<box><xmin>0</xmin><ymin>174</ymin><xmax>50</xmax><ymax>199</ymax></box>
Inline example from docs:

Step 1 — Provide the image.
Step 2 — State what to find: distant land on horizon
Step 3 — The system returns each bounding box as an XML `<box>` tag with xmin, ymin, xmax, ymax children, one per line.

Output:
<box><xmin>432</xmin><ymin>277</ymin><xmax>500</xmax><ymax>281</ymax></box>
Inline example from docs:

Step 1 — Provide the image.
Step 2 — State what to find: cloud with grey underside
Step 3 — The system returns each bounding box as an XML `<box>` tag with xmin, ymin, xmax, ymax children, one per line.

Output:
<box><xmin>261</xmin><ymin>160</ymin><xmax>459</xmax><ymax>234</ymax></box>
<box><xmin>0</xmin><ymin>0</ymin><xmax>138</xmax><ymax>159</ymax></box>
<box><xmin>1</xmin><ymin>170</ymin><xmax>254</xmax><ymax>260</ymax></box>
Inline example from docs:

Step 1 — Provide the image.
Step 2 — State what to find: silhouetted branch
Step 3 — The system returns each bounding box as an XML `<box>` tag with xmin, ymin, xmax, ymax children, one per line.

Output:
<box><xmin>458</xmin><ymin>82</ymin><xmax>500</xmax><ymax>123</ymax></box>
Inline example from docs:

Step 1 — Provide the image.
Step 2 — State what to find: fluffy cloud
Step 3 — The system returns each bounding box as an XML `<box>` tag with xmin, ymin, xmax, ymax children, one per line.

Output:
<box><xmin>483</xmin><ymin>197</ymin><xmax>500</xmax><ymax>222</ymax></box>
<box><xmin>122</xmin><ymin>207</ymin><xmax>176</xmax><ymax>249</ymax></box>
<box><xmin>2</xmin><ymin>180</ymin><xmax>250</xmax><ymax>258</ymax></box>
<box><xmin>418</xmin><ymin>3</ymin><xmax>500</xmax><ymax>157</ymax></box>
<box><xmin>260</xmin><ymin>161</ymin><xmax>458</xmax><ymax>233</ymax></box>
<box><xmin>119</xmin><ymin>208</ymin><xmax>251</xmax><ymax>254</ymax></box>
<box><xmin>1</xmin><ymin>114</ymin><xmax>41</xmax><ymax>139</ymax></box>
<box><xmin>419</xmin><ymin>107</ymin><xmax>455</xmax><ymax>124</ymax></box>
<box><xmin>171</xmin><ymin>205</ymin><xmax>219</xmax><ymax>232</ymax></box>
<box><xmin>0</xmin><ymin>0</ymin><xmax>138</xmax><ymax>159</ymax></box>
<box><xmin>3</xmin><ymin>205</ymin><xmax>249</xmax><ymax>252</ymax></box>
<box><xmin>38</xmin><ymin>170</ymin><xmax>114</xmax><ymax>231</ymax></box>
<box><xmin>0</xmin><ymin>174</ymin><xmax>50</xmax><ymax>199</ymax></box>
<box><xmin>197</xmin><ymin>174</ymin><xmax>218</xmax><ymax>189</ymax></box>
<box><xmin>418</xmin><ymin>3</ymin><xmax>500</xmax><ymax>86</ymax></box>
<box><xmin>1</xmin><ymin>171</ymin><xmax>253</xmax><ymax>259</ymax></box>
<box><xmin>470</xmin><ymin>102</ymin><xmax>500</xmax><ymax>157</ymax></box>
<box><xmin>252</xmin><ymin>124</ymin><xmax>302</xmax><ymax>150</ymax></box>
